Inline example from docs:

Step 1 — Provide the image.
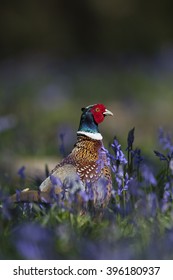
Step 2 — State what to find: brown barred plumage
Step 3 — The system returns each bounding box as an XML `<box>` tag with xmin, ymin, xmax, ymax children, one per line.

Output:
<box><xmin>39</xmin><ymin>135</ymin><xmax>112</xmax><ymax>207</ymax></box>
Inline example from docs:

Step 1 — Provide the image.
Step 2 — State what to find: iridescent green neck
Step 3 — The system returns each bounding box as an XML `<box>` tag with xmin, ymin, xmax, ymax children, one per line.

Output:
<box><xmin>78</xmin><ymin>110</ymin><xmax>100</xmax><ymax>134</ymax></box>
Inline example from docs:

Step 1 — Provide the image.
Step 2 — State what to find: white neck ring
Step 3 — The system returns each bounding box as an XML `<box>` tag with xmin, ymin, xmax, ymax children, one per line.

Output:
<box><xmin>77</xmin><ymin>131</ymin><xmax>103</xmax><ymax>140</ymax></box>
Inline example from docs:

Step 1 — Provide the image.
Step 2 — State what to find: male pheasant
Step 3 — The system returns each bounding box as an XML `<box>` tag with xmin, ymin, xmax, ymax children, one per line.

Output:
<box><xmin>10</xmin><ymin>104</ymin><xmax>113</xmax><ymax>209</ymax></box>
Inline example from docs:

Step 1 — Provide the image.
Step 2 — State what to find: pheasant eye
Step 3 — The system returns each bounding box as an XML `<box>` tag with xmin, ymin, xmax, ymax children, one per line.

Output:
<box><xmin>95</xmin><ymin>108</ymin><xmax>100</xmax><ymax>112</ymax></box>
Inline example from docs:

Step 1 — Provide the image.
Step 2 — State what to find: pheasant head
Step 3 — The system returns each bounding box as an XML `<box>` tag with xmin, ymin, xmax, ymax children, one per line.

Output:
<box><xmin>77</xmin><ymin>103</ymin><xmax>113</xmax><ymax>140</ymax></box>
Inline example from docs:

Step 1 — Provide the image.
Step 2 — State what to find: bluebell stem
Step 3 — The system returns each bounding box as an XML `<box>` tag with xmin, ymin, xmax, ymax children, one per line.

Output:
<box><xmin>131</xmin><ymin>148</ymin><xmax>143</xmax><ymax>179</ymax></box>
<box><xmin>126</xmin><ymin>128</ymin><xmax>135</xmax><ymax>174</ymax></box>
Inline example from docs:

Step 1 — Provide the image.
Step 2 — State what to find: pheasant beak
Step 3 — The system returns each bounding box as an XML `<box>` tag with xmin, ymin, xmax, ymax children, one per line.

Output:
<box><xmin>103</xmin><ymin>109</ymin><xmax>113</xmax><ymax>116</ymax></box>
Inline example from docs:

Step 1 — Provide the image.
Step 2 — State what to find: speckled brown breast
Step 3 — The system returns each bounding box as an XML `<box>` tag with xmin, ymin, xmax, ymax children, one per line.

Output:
<box><xmin>47</xmin><ymin>135</ymin><xmax>112</xmax><ymax>207</ymax></box>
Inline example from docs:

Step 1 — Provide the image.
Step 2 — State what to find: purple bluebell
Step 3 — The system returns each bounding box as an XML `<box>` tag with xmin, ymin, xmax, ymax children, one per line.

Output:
<box><xmin>111</xmin><ymin>138</ymin><xmax>127</xmax><ymax>165</ymax></box>
<box><xmin>97</xmin><ymin>146</ymin><xmax>109</xmax><ymax>170</ymax></box>
<box><xmin>161</xmin><ymin>182</ymin><xmax>172</xmax><ymax>212</ymax></box>
<box><xmin>13</xmin><ymin>223</ymin><xmax>56</xmax><ymax>259</ymax></box>
<box><xmin>154</xmin><ymin>150</ymin><xmax>168</xmax><ymax>161</ymax></box>
<box><xmin>17</xmin><ymin>166</ymin><xmax>26</xmax><ymax>180</ymax></box>
<box><xmin>78</xmin><ymin>190</ymin><xmax>90</xmax><ymax>202</ymax></box>
<box><xmin>50</xmin><ymin>174</ymin><xmax>62</xmax><ymax>187</ymax></box>
<box><xmin>116</xmin><ymin>171</ymin><xmax>133</xmax><ymax>196</ymax></box>
<box><xmin>128</xmin><ymin>178</ymin><xmax>140</xmax><ymax>196</ymax></box>
<box><xmin>158</xmin><ymin>127</ymin><xmax>173</xmax><ymax>152</ymax></box>
<box><xmin>16</xmin><ymin>189</ymin><xmax>21</xmax><ymax>202</ymax></box>
<box><xmin>126</xmin><ymin>127</ymin><xmax>135</xmax><ymax>151</ymax></box>
<box><xmin>131</xmin><ymin>148</ymin><xmax>143</xmax><ymax>167</ymax></box>
<box><xmin>77</xmin><ymin>183</ymin><xmax>94</xmax><ymax>208</ymax></box>
<box><xmin>49</xmin><ymin>175</ymin><xmax>62</xmax><ymax>203</ymax></box>
<box><xmin>146</xmin><ymin>192</ymin><xmax>158</xmax><ymax>216</ymax></box>
<box><xmin>123</xmin><ymin>173</ymin><xmax>131</xmax><ymax>191</ymax></box>
<box><xmin>141</xmin><ymin>164</ymin><xmax>157</xmax><ymax>186</ymax></box>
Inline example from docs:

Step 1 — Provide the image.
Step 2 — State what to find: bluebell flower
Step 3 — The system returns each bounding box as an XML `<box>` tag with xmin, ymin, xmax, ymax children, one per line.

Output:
<box><xmin>101</xmin><ymin>146</ymin><xmax>111</xmax><ymax>166</ymax></box>
<box><xmin>158</xmin><ymin>127</ymin><xmax>173</xmax><ymax>152</ymax></box>
<box><xmin>47</xmin><ymin>175</ymin><xmax>63</xmax><ymax>204</ymax></box>
<box><xmin>147</xmin><ymin>192</ymin><xmax>158</xmax><ymax>216</ymax></box>
<box><xmin>16</xmin><ymin>189</ymin><xmax>21</xmax><ymax>202</ymax></box>
<box><xmin>17</xmin><ymin>166</ymin><xmax>26</xmax><ymax>180</ymax></box>
<box><xmin>123</xmin><ymin>173</ymin><xmax>131</xmax><ymax>191</ymax></box>
<box><xmin>84</xmin><ymin>181</ymin><xmax>94</xmax><ymax>201</ymax></box>
<box><xmin>13</xmin><ymin>223</ymin><xmax>56</xmax><ymax>259</ymax></box>
<box><xmin>128</xmin><ymin>178</ymin><xmax>140</xmax><ymax>196</ymax></box>
<box><xmin>112</xmin><ymin>165</ymin><xmax>132</xmax><ymax>200</ymax></box>
<box><xmin>79</xmin><ymin>238</ymin><xmax>135</xmax><ymax>260</ymax></box>
<box><xmin>131</xmin><ymin>148</ymin><xmax>143</xmax><ymax>167</ymax></box>
<box><xmin>78</xmin><ymin>190</ymin><xmax>90</xmax><ymax>202</ymax></box>
<box><xmin>96</xmin><ymin>146</ymin><xmax>108</xmax><ymax>172</ymax></box>
<box><xmin>162</xmin><ymin>182</ymin><xmax>173</xmax><ymax>202</ymax></box>
<box><xmin>161</xmin><ymin>182</ymin><xmax>172</xmax><ymax>212</ymax></box>
<box><xmin>50</xmin><ymin>174</ymin><xmax>62</xmax><ymax>187</ymax></box>
<box><xmin>141</xmin><ymin>164</ymin><xmax>157</xmax><ymax>186</ymax></box>
<box><xmin>163</xmin><ymin>189</ymin><xmax>170</xmax><ymax>201</ymax></box>
<box><xmin>111</xmin><ymin>138</ymin><xmax>127</xmax><ymax>165</ymax></box>
<box><xmin>78</xmin><ymin>183</ymin><xmax>94</xmax><ymax>205</ymax></box>
<box><xmin>154</xmin><ymin>150</ymin><xmax>168</xmax><ymax>161</ymax></box>
<box><xmin>126</xmin><ymin>127</ymin><xmax>135</xmax><ymax>151</ymax></box>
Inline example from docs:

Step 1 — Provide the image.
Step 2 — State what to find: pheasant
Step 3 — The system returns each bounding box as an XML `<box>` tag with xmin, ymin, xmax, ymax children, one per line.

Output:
<box><xmin>9</xmin><ymin>104</ymin><xmax>113</xmax><ymax>209</ymax></box>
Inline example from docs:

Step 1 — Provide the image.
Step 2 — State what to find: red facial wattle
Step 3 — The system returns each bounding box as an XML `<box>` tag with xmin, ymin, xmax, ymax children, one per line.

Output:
<box><xmin>90</xmin><ymin>104</ymin><xmax>106</xmax><ymax>124</ymax></box>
